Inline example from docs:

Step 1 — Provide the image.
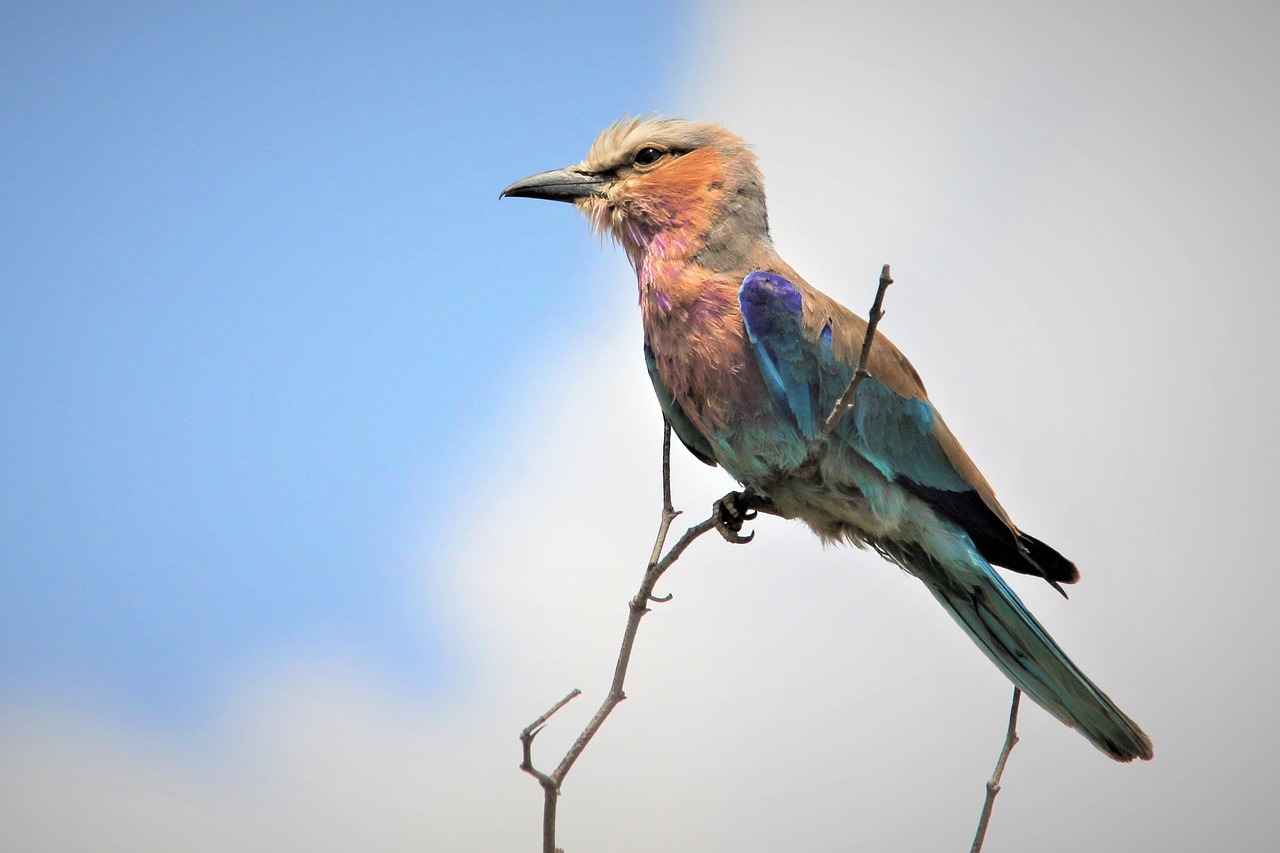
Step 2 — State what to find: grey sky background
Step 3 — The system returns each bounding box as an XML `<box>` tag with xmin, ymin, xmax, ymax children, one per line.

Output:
<box><xmin>4</xmin><ymin>1</ymin><xmax>1278</xmax><ymax>850</ymax></box>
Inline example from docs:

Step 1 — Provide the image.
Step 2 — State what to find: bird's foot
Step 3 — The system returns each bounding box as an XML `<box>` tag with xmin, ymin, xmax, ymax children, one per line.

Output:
<box><xmin>714</xmin><ymin>490</ymin><xmax>759</xmax><ymax>544</ymax></box>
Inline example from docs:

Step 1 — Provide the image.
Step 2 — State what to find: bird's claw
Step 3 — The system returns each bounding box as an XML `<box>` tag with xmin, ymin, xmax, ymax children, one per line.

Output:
<box><xmin>715</xmin><ymin>491</ymin><xmax>758</xmax><ymax>544</ymax></box>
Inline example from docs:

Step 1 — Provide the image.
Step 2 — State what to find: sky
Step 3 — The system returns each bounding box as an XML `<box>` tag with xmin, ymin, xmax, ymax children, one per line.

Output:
<box><xmin>0</xmin><ymin>0</ymin><xmax>687</xmax><ymax>728</ymax></box>
<box><xmin>3</xmin><ymin>1</ymin><xmax>1280</xmax><ymax>851</ymax></box>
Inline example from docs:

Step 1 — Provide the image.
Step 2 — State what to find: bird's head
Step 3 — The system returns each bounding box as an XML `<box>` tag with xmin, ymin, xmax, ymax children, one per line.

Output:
<box><xmin>502</xmin><ymin>117</ymin><xmax>768</xmax><ymax>266</ymax></box>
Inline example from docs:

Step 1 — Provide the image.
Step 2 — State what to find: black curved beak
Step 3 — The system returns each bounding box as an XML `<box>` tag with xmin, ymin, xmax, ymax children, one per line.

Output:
<box><xmin>500</xmin><ymin>166</ymin><xmax>607</xmax><ymax>203</ymax></box>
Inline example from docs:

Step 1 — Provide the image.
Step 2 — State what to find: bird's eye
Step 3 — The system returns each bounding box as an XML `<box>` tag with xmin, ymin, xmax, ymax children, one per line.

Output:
<box><xmin>632</xmin><ymin>147</ymin><xmax>665</xmax><ymax>167</ymax></box>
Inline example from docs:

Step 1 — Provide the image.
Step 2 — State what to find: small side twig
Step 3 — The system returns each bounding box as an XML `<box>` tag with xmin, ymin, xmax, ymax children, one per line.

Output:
<box><xmin>970</xmin><ymin>687</ymin><xmax>1022</xmax><ymax>853</ymax></box>
<box><xmin>820</xmin><ymin>263</ymin><xmax>893</xmax><ymax>437</ymax></box>
<box><xmin>521</xmin><ymin>689</ymin><xmax>582</xmax><ymax>783</ymax></box>
<box><xmin>520</xmin><ymin>689</ymin><xmax>582</xmax><ymax>853</ymax></box>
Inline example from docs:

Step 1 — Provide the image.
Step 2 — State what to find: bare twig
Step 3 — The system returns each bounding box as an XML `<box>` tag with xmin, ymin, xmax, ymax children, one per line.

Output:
<box><xmin>970</xmin><ymin>688</ymin><xmax>1023</xmax><ymax>853</ymax></box>
<box><xmin>518</xmin><ymin>420</ymin><xmax>729</xmax><ymax>853</ymax></box>
<box><xmin>820</xmin><ymin>263</ymin><xmax>893</xmax><ymax>437</ymax></box>
<box><xmin>520</xmin><ymin>689</ymin><xmax>582</xmax><ymax>782</ymax></box>
<box><xmin>646</xmin><ymin>421</ymin><xmax>681</xmax><ymax>570</ymax></box>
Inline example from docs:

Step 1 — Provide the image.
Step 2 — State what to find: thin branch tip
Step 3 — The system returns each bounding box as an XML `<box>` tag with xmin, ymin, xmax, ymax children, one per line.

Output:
<box><xmin>522</xmin><ymin>689</ymin><xmax>583</xmax><ymax>740</ymax></box>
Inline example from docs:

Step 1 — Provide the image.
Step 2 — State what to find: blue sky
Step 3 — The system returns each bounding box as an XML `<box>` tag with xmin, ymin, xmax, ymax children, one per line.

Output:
<box><xmin>0</xmin><ymin>1</ymin><xmax>689</xmax><ymax>729</ymax></box>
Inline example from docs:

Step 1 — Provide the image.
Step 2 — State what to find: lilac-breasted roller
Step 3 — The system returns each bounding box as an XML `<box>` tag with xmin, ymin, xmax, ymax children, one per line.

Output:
<box><xmin>502</xmin><ymin>117</ymin><xmax>1153</xmax><ymax>762</ymax></box>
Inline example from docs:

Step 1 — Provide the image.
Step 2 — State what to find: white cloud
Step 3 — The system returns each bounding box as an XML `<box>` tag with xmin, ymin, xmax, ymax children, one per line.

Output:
<box><xmin>5</xmin><ymin>1</ymin><xmax>1280</xmax><ymax>850</ymax></box>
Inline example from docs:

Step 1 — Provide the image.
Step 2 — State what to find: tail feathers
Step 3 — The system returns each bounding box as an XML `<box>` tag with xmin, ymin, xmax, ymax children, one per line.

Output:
<box><xmin>893</xmin><ymin>542</ymin><xmax>1153</xmax><ymax>762</ymax></box>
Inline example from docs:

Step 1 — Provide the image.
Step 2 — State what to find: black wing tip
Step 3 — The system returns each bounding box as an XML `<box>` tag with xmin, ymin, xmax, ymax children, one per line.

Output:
<box><xmin>897</xmin><ymin>479</ymin><xmax>1081</xmax><ymax>588</ymax></box>
<box><xmin>1018</xmin><ymin>532</ymin><xmax>1081</xmax><ymax>585</ymax></box>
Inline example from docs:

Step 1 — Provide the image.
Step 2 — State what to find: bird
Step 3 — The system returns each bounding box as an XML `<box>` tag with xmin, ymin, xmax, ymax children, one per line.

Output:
<box><xmin>501</xmin><ymin>116</ymin><xmax>1153</xmax><ymax>762</ymax></box>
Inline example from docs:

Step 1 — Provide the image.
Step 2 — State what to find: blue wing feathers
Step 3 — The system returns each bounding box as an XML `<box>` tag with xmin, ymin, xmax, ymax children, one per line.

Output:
<box><xmin>846</xmin><ymin>380</ymin><xmax>971</xmax><ymax>491</ymax></box>
<box><xmin>740</xmin><ymin>272</ymin><xmax>824</xmax><ymax>436</ymax></box>
<box><xmin>739</xmin><ymin>271</ymin><xmax>968</xmax><ymax>491</ymax></box>
<box><xmin>737</xmin><ymin>270</ymin><xmax>1078</xmax><ymax>586</ymax></box>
